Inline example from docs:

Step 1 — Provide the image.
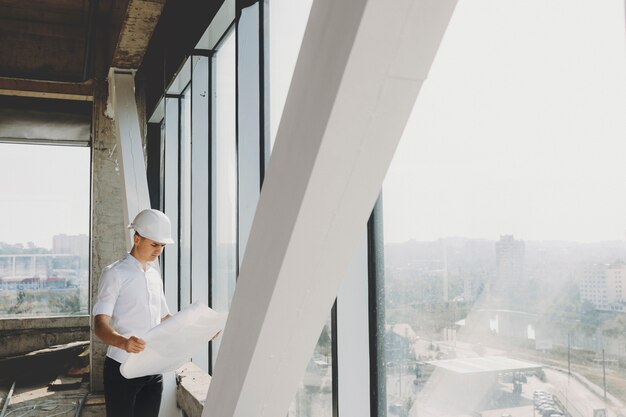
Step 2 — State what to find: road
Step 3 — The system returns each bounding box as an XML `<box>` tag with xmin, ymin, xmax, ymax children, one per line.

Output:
<box><xmin>544</xmin><ymin>368</ymin><xmax>618</xmax><ymax>417</ymax></box>
<box><xmin>398</xmin><ymin>338</ymin><xmax>626</xmax><ymax>417</ymax></box>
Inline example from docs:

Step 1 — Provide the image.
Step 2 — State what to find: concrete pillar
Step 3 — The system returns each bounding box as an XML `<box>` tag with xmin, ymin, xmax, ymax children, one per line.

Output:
<box><xmin>90</xmin><ymin>77</ymin><xmax>149</xmax><ymax>392</ymax></box>
<box><xmin>90</xmin><ymin>79</ymin><xmax>127</xmax><ymax>392</ymax></box>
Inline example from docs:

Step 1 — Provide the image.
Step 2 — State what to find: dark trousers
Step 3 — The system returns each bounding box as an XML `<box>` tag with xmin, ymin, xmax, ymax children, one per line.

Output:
<box><xmin>103</xmin><ymin>356</ymin><xmax>163</xmax><ymax>417</ymax></box>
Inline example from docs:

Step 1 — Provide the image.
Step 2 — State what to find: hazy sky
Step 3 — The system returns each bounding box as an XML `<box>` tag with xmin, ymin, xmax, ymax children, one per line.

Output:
<box><xmin>383</xmin><ymin>0</ymin><xmax>626</xmax><ymax>243</ymax></box>
<box><xmin>2</xmin><ymin>1</ymin><xmax>625</xmax><ymax>248</ymax></box>
<box><xmin>0</xmin><ymin>144</ymin><xmax>90</xmax><ymax>249</ymax></box>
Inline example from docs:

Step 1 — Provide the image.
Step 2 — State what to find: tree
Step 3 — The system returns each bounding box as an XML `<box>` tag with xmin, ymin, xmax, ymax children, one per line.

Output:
<box><xmin>7</xmin><ymin>290</ymin><xmax>27</xmax><ymax>314</ymax></box>
<box><xmin>578</xmin><ymin>300</ymin><xmax>601</xmax><ymax>336</ymax></box>
<box><xmin>49</xmin><ymin>290</ymin><xmax>82</xmax><ymax>314</ymax></box>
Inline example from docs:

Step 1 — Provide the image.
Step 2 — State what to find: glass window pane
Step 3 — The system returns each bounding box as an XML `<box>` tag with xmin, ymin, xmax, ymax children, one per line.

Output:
<box><xmin>191</xmin><ymin>54</ymin><xmax>211</xmax><ymax>371</ymax></box>
<box><xmin>269</xmin><ymin>5</ymin><xmax>336</xmax><ymax>415</ymax></box>
<box><xmin>337</xmin><ymin>235</ymin><xmax>370</xmax><ymax>417</ymax></box>
<box><xmin>268</xmin><ymin>3</ymin><xmax>336</xmax><ymax>414</ymax></box>
<box><xmin>381</xmin><ymin>2</ymin><xmax>626</xmax><ymax>417</ymax></box>
<box><xmin>0</xmin><ymin>144</ymin><xmax>90</xmax><ymax>317</ymax></box>
<box><xmin>211</xmin><ymin>28</ymin><xmax>237</xmax><ymax>365</ymax></box>
<box><xmin>289</xmin><ymin>318</ymin><xmax>333</xmax><ymax>417</ymax></box>
<box><xmin>268</xmin><ymin>0</ymin><xmax>314</xmax><ymax>152</ymax></box>
<box><xmin>162</xmin><ymin>97</ymin><xmax>180</xmax><ymax>312</ymax></box>
<box><xmin>179</xmin><ymin>85</ymin><xmax>192</xmax><ymax>309</ymax></box>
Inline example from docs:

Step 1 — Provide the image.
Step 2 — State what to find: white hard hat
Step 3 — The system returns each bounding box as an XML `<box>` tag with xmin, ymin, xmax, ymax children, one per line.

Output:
<box><xmin>128</xmin><ymin>209</ymin><xmax>174</xmax><ymax>244</ymax></box>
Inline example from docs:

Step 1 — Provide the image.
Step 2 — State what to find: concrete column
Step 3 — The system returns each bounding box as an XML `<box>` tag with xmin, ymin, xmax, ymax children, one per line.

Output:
<box><xmin>89</xmin><ymin>76</ymin><xmax>150</xmax><ymax>391</ymax></box>
<box><xmin>90</xmin><ymin>79</ymin><xmax>127</xmax><ymax>392</ymax></box>
<box><xmin>90</xmin><ymin>74</ymin><xmax>150</xmax><ymax>392</ymax></box>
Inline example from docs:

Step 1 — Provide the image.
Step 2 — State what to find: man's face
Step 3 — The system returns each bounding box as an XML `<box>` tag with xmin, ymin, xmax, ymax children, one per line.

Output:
<box><xmin>133</xmin><ymin>235</ymin><xmax>166</xmax><ymax>263</ymax></box>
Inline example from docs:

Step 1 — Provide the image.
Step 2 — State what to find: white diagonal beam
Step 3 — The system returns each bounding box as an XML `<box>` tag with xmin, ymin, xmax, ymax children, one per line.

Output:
<box><xmin>110</xmin><ymin>70</ymin><xmax>151</xmax><ymax>249</ymax></box>
<box><xmin>203</xmin><ymin>0</ymin><xmax>457</xmax><ymax>416</ymax></box>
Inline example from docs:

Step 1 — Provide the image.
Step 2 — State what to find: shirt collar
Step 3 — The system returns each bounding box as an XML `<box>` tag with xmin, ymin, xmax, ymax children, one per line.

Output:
<box><xmin>126</xmin><ymin>253</ymin><xmax>156</xmax><ymax>273</ymax></box>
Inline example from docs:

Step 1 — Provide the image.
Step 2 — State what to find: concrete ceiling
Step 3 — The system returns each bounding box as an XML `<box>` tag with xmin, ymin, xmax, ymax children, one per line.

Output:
<box><xmin>0</xmin><ymin>0</ymin><xmax>164</xmax><ymax>99</ymax></box>
<box><xmin>0</xmin><ymin>0</ymin><xmax>223</xmax><ymax>105</ymax></box>
<box><xmin>0</xmin><ymin>0</ymin><xmax>100</xmax><ymax>82</ymax></box>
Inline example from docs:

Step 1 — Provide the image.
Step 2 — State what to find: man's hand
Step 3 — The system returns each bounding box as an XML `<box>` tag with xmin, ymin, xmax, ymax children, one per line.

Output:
<box><xmin>124</xmin><ymin>336</ymin><xmax>146</xmax><ymax>353</ymax></box>
<box><xmin>95</xmin><ymin>315</ymin><xmax>147</xmax><ymax>354</ymax></box>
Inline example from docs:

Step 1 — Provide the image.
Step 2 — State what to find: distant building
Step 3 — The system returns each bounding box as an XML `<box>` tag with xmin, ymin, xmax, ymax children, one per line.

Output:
<box><xmin>580</xmin><ymin>261</ymin><xmax>626</xmax><ymax>311</ymax></box>
<box><xmin>606</xmin><ymin>261</ymin><xmax>626</xmax><ymax>306</ymax></box>
<box><xmin>580</xmin><ymin>263</ymin><xmax>609</xmax><ymax>309</ymax></box>
<box><xmin>52</xmin><ymin>234</ymin><xmax>89</xmax><ymax>257</ymax></box>
<box><xmin>495</xmin><ymin>235</ymin><xmax>525</xmax><ymax>282</ymax></box>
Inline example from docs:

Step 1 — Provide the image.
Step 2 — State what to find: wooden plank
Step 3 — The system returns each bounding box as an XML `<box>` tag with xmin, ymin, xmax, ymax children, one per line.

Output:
<box><xmin>84</xmin><ymin>395</ymin><xmax>106</xmax><ymax>406</ymax></box>
<box><xmin>0</xmin><ymin>90</ymin><xmax>91</xmax><ymax>101</ymax></box>
<box><xmin>0</xmin><ymin>341</ymin><xmax>89</xmax><ymax>385</ymax></box>
<box><xmin>48</xmin><ymin>376</ymin><xmax>83</xmax><ymax>391</ymax></box>
<box><xmin>0</xmin><ymin>78</ymin><xmax>94</xmax><ymax>101</ymax></box>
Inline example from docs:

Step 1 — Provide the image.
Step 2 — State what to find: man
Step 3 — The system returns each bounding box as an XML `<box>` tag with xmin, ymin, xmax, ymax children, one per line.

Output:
<box><xmin>93</xmin><ymin>209</ymin><xmax>174</xmax><ymax>417</ymax></box>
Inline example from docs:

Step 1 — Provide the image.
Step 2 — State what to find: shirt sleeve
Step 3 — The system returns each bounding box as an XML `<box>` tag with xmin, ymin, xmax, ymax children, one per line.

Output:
<box><xmin>92</xmin><ymin>267</ymin><xmax>120</xmax><ymax>317</ymax></box>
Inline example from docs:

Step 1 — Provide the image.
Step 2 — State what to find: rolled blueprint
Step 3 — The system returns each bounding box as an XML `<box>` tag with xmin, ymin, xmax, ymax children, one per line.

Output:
<box><xmin>120</xmin><ymin>301</ymin><xmax>226</xmax><ymax>378</ymax></box>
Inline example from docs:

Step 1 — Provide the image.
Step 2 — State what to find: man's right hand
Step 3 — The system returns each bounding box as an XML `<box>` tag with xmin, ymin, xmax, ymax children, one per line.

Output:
<box><xmin>124</xmin><ymin>336</ymin><xmax>146</xmax><ymax>353</ymax></box>
<box><xmin>95</xmin><ymin>315</ymin><xmax>147</xmax><ymax>354</ymax></box>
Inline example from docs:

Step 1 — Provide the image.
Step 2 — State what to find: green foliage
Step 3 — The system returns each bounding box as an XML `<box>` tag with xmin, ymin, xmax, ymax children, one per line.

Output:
<box><xmin>0</xmin><ymin>288</ymin><xmax>85</xmax><ymax>317</ymax></box>
<box><xmin>6</xmin><ymin>290</ymin><xmax>27</xmax><ymax>314</ymax></box>
<box><xmin>579</xmin><ymin>300</ymin><xmax>601</xmax><ymax>336</ymax></box>
<box><xmin>601</xmin><ymin>315</ymin><xmax>626</xmax><ymax>337</ymax></box>
<box><xmin>48</xmin><ymin>290</ymin><xmax>82</xmax><ymax>314</ymax></box>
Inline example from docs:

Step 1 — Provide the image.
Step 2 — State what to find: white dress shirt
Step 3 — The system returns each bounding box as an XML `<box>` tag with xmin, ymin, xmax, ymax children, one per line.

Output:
<box><xmin>93</xmin><ymin>253</ymin><xmax>170</xmax><ymax>364</ymax></box>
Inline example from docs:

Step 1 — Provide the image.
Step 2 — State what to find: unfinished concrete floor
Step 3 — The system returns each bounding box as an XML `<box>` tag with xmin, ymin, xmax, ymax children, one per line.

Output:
<box><xmin>0</xmin><ymin>381</ymin><xmax>105</xmax><ymax>417</ymax></box>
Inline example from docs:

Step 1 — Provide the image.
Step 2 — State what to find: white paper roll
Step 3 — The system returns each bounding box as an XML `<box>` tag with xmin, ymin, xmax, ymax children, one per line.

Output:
<box><xmin>120</xmin><ymin>301</ymin><xmax>226</xmax><ymax>378</ymax></box>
